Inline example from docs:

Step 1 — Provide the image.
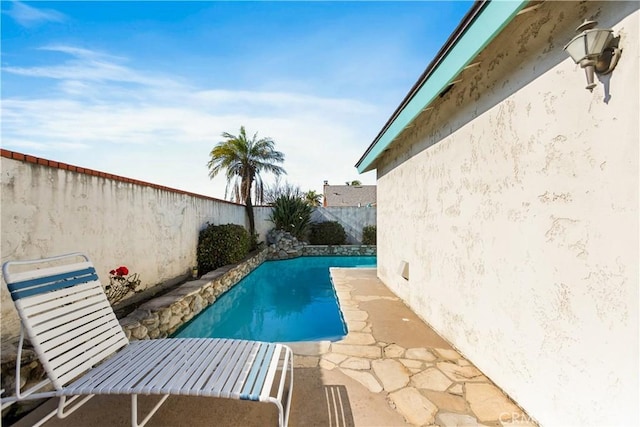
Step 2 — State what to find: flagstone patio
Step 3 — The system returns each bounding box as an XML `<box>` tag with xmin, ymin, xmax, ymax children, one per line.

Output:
<box><xmin>287</xmin><ymin>268</ymin><xmax>537</xmax><ymax>427</ymax></box>
<box><xmin>13</xmin><ymin>268</ymin><xmax>537</xmax><ymax>427</ymax></box>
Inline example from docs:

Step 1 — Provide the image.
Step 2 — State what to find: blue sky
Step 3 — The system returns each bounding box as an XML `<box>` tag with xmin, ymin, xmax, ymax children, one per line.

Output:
<box><xmin>2</xmin><ymin>0</ymin><xmax>472</xmax><ymax>199</ymax></box>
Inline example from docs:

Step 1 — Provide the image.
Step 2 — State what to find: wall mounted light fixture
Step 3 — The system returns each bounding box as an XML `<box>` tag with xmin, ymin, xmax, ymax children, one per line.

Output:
<box><xmin>563</xmin><ymin>20</ymin><xmax>621</xmax><ymax>91</ymax></box>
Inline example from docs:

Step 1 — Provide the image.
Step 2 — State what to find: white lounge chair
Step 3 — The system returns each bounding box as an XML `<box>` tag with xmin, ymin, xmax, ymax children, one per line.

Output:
<box><xmin>1</xmin><ymin>253</ymin><xmax>294</xmax><ymax>426</ymax></box>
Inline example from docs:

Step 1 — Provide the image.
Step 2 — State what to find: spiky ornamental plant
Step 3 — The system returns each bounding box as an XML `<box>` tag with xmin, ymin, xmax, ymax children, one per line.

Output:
<box><xmin>268</xmin><ymin>195</ymin><xmax>313</xmax><ymax>240</ymax></box>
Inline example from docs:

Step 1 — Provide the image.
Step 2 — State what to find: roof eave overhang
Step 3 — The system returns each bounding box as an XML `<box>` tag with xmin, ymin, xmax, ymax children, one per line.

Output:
<box><xmin>356</xmin><ymin>0</ymin><xmax>528</xmax><ymax>174</ymax></box>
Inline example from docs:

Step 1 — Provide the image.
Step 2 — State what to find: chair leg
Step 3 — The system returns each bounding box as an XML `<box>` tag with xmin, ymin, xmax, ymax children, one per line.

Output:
<box><xmin>283</xmin><ymin>357</ymin><xmax>294</xmax><ymax>427</ymax></box>
<box><xmin>274</xmin><ymin>347</ymin><xmax>295</xmax><ymax>427</ymax></box>
<box><xmin>57</xmin><ymin>394</ymin><xmax>95</xmax><ymax>419</ymax></box>
<box><xmin>131</xmin><ymin>394</ymin><xmax>170</xmax><ymax>427</ymax></box>
<box><xmin>266</xmin><ymin>350</ymin><xmax>294</xmax><ymax>427</ymax></box>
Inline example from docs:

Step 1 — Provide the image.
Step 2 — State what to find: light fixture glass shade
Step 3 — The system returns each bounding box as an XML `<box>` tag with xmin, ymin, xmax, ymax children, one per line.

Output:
<box><xmin>564</xmin><ymin>28</ymin><xmax>613</xmax><ymax>63</ymax></box>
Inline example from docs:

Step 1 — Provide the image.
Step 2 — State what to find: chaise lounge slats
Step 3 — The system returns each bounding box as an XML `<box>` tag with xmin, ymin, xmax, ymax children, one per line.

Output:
<box><xmin>61</xmin><ymin>339</ymin><xmax>285</xmax><ymax>399</ymax></box>
<box><xmin>261</xmin><ymin>345</ymin><xmax>284</xmax><ymax>400</ymax></box>
<box><xmin>210</xmin><ymin>339</ymin><xmax>253</xmax><ymax>396</ymax></box>
<box><xmin>1</xmin><ymin>252</ymin><xmax>293</xmax><ymax>427</ymax></box>
<box><xmin>18</xmin><ymin>280</ymin><xmax>100</xmax><ymax>312</ymax></box>
<box><xmin>175</xmin><ymin>338</ymin><xmax>229</xmax><ymax>394</ymax></box>
<box><xmin>8</xmin><ymin>265</ymin><xmax>99</xmax><ymax>300</ymax></box>
<box><xmin>241</xmin><ymin>339</ymin><xmax>271</xmax><ymax>399</ymax></box>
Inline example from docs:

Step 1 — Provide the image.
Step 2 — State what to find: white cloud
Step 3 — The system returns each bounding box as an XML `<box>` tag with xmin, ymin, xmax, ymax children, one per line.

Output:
<box><xmin>2</xmin><ymin>45</ymin><xmax>380</xmax><ymax>198</ymax></box>
<box><xmin>4</xmin><ymin>1</ymin><xmax>66</xmax><ymax>28</ymax></box>
<box><xmin>41</xmin><ymin>45</ymin><xmax>119</xmax><ymax>60</ymax></box>
<box><xmin>192</xmin><ymin>90</ymin><xmax>376</xmax><ymax>115</ymax></box>
<box><xmin>4</xmin><ymin>45</ymin><xmax>181</xmax><ymax>89</ymax></box>
<box><xmin>0</xmin><ymin>137</ymin><xmax>90</xmax><ymax>152</ymax></box>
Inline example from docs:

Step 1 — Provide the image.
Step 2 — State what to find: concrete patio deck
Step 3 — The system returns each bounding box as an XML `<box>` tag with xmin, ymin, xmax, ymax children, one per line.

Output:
<box><xmin>12</xmin><ymin>268</ymin><xmax>536</xmax><ymax>427</ymax></box>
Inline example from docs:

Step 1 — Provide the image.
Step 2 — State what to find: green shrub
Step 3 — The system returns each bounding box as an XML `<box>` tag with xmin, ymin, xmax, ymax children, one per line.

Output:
<box><xmin>309</xmin><ymin>221</ymin><xmax>346</xmax><ymax>245</ymax></box>
<box><xmin>268</xmin><ymin>195</ymin><xmax>313</xmax><ymax>240</ymax></box>
<box><xmin>197</xmin><ymin>223</ymin><xmax>250</xmax><ymax>273</ymax></box>
<box><xmin>362</xmin><ymin>225</ymin><xmax>377</xmax><ymax>245</ymax></box>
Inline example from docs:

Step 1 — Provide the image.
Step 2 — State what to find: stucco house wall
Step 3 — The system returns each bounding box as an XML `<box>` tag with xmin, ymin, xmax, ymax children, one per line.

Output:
<box><xmin>373</xmin><ymin>2</ymin><xmax>638</xmax><ymax>426</ymax></box>
<box><xmin>1</xmin><ymin>152</ymin><xmax>260</xmax><ymax>341</ymax></box>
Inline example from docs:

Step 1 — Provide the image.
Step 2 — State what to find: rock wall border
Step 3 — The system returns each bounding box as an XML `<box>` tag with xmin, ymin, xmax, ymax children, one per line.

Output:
<box><xmin>120</xmin><ymin>248</ymin><xmax>268</xmax><ymax>340</ymax></box>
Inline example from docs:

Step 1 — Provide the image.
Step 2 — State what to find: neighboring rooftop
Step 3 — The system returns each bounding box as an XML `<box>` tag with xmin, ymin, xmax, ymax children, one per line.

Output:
<box><xmin>323</xmin><ymin>181</ymin><xmax>377</xmax><ymax>207</ymax></box>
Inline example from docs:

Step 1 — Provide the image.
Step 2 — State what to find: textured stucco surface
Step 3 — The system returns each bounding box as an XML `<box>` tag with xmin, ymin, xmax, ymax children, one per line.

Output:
<box><xmin>374</xmin><ymin>2</ymin><xmax>638</xmax><ymax>426</ymax></box>
<box><xmin>0</xmin><ymin>158</ymin><xmax>268</xmax><ymax>340</ymax></box>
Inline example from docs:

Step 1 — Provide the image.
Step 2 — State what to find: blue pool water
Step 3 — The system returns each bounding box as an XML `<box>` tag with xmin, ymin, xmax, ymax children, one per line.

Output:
<box><xmin>174</xmin><ymin>256</ymin><xmax>376</xmax><ymax>342</ymax></box>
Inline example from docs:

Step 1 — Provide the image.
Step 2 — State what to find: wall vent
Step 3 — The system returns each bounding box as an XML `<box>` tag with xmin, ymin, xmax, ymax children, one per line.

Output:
<box><xmin>399</xmin><ymin>261</ymin><xmax>410</xmax><ymax>281</ymax></box>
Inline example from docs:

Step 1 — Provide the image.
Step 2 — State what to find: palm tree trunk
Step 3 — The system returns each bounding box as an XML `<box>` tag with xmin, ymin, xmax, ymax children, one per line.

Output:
<box><xmin>245</xmin><ymin>196</ymin><xmax>255</xmax><ymax>239</ymax></box>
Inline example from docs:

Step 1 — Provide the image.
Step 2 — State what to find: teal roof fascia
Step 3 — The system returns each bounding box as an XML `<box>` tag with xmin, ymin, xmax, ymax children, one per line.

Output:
<box><xmin>356</xmin><ymin>0</ymin><xmax>528</xmax><ymax>174</ymax></box>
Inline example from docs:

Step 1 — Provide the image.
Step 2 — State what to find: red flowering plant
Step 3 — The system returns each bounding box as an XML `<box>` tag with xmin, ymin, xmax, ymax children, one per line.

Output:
<box><xmin>105</xmin><ymin>265</ymin><xmax>142</xmax><ymax>304</ymax></box>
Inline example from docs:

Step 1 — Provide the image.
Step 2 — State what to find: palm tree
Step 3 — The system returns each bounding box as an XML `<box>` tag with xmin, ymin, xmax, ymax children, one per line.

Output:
<box><xmin>207</xmin><ymin>126</ymin><xmax>285</xmax><ymax>239</ymax></box>
<box><xmin>304</xmin><ymin>190</ymin><xmax>322</xmax><ymax>207</ymax></box>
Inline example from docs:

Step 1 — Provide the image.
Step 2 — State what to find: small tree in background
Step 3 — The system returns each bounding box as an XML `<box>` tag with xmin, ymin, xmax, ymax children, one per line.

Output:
<box><xmin>304</xmin><ymin>190</ymin><xmax>322</xmax><ymax>207</ymax></box>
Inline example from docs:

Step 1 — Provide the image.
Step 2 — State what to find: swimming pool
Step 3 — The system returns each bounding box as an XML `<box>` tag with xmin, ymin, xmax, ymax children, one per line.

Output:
<box><xmin>174</xmin><ymin>256</ymin><xmax>376</xmax><ymax>342</ymax></box>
